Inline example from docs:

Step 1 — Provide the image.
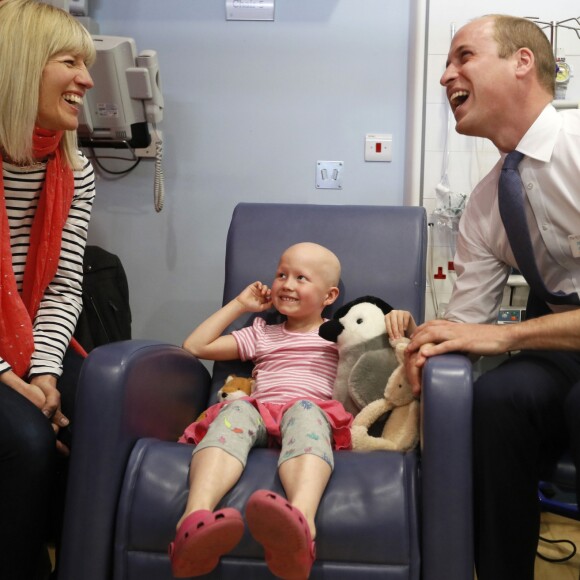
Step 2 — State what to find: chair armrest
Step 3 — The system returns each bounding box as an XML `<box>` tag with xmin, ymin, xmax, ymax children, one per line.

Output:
<box><xmin>58</xmin><ymin>340</ymin><xmax>211</xmax><ymax>580</ymax></box>
<box><xmin>421</xmin><ymin>353</ymin><xmax>474</xmax><ymax>580</ymax></box>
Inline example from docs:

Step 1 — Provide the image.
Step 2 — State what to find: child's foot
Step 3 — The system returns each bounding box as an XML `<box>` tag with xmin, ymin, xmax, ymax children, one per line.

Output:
<box><xmin>168</xmin><ymin>507</ymin><xmax>244</xmax><ymax>578</ymax></box>
<box><xmin>246</xmin><ymin>490</ymin><xmax>316</xmax><ymax>579</ymax></box>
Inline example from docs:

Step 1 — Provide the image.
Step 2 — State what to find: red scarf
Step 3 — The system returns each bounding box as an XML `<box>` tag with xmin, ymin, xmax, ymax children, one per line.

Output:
<box><xmin>0</xmin><ymin>127</ymin><xmax>75</xmax><ymax>377</ymax></box>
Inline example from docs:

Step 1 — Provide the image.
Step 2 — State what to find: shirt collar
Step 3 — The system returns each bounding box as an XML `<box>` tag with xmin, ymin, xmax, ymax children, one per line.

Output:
<box><xmin>516</xmin><ymin>104</ymin><xmax>561</xmax><ymax>163</ymax></box>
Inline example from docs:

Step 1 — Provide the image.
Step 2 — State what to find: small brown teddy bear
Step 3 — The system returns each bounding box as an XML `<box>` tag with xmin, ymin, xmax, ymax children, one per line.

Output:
<box><xmin>350</xmin><ymin>337</ymin><xmax>420</xmax><ymax>452</ymax></box>
<box><xmin>196</xmin><ymin>374</ymin><xmax>255</xmax><ymax>421</ymax></box>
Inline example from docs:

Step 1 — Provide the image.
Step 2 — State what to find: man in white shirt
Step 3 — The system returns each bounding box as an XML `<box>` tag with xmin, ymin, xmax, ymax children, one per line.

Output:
<box><xmin>405</xmin><ymin>14</ymin><xmax>580</xmax><ymax>580</ymax></box>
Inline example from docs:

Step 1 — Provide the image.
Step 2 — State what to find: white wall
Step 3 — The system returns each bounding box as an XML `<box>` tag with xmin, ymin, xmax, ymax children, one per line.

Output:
<box><xmin>422</xmin><ymin>0</ymin><xmax>580</xmax><ymax>320</ymax></box>
<box><xmin>82</xmin><ymin>0</ymin><xmax>580</xmax><ymax>341</ymax></box>
<box><xmin>86</xmin><ymin>0</ymin><xmax>413</xmax><ymax>344</ymax></box>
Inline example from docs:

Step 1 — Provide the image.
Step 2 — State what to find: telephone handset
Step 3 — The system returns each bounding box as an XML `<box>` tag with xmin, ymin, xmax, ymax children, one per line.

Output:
<box><xmin>127</xmin><ymin>50</ymin><xmax>165</xmax><ymax>211</ymax></box>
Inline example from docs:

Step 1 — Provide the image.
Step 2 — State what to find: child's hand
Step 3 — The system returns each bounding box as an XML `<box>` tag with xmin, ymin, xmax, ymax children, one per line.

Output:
<box><xmin>236</xmin><ymin>281</ymin><xmax>273</xmax><ymax>312</ymax></box>
<box><xmin>385</xmin><ymin>309</ymin><xmax>417</xmax><ymax>339</ymax></box>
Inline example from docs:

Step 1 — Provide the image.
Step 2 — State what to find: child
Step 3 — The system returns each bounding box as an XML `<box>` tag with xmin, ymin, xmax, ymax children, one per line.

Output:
<box><xmin>170</xmin><ymin>242</ymin><xmax>353</xmax><ymax>579</ymax></box>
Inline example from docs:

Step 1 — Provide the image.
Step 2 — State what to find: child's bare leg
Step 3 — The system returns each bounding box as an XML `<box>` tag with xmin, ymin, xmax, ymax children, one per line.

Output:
<box><xmin>277</xmin><ymin>400</ymin><xmax>334</xmax><ymax>538</ymax></box>
<box><xmin>177</xmin><ymin>447</ymin><xmax>243</xmax><ymax>530</ymax></box>
<box><xmin>245</xmin><ymin>401</ymin><xmax>331</xmax><ymax>579</ymax></box>
<box><xmin>177</xmin><ymin>401</ymin><xmax>266</xmax><ymax>530</ymax></box>
<box><xmin>278</xmin><ymin>453</ymin><xmax>331</xmax><ymax>539</ymax></box>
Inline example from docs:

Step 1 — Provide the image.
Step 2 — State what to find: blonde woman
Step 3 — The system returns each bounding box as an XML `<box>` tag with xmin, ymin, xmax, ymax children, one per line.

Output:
<box><xmin>0</xmin><ymin>1</ymin><xmax>96</xmax><ymax>578</ymax></box>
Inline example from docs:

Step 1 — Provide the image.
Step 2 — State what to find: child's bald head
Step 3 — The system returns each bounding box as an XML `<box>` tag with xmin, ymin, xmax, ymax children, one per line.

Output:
<box><xmin>280</xmin><ymin>242</ymin><xmax>341</xmax><ymax>288</ymax></box>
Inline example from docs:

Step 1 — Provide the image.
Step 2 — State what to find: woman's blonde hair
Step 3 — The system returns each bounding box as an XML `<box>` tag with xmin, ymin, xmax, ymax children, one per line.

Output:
<box><xmin>0</xmin><ymin>0</ymin><xmax>96</xmax><ymax>169</ymax></box>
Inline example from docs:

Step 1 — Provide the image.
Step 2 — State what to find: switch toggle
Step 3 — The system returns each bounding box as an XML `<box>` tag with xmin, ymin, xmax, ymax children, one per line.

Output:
<box><xmin>365</xmin><ymin>133</ymin><xmax>392</xmax><ymax>162</ymax></box>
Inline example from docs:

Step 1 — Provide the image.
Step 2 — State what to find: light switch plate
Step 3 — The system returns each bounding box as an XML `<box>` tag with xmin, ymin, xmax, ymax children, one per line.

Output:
<box><xmin>365</xmin><ymin>133</ymin><xmax>392</xmax><ymax>162</ymax></box>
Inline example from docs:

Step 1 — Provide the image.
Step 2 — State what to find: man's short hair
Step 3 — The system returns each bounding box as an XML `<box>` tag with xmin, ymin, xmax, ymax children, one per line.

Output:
<box><xmin>490</xmin><ymin>14</ymin><xmax>555</xmax><ymax>96</ymax></box>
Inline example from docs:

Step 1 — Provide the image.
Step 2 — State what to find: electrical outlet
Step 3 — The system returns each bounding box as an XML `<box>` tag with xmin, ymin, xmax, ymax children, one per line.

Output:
<box><xmin>316</xmin><ymin>161</ymin><xmax>343</xmax><ymax>190</ymax></box>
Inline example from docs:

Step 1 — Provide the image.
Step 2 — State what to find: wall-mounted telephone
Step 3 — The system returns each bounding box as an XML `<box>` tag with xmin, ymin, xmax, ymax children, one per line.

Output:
<box><xmin>131</xmin><ymin>49</ymin><xmax>165</xmax><ymax>212</ymax></box>
<box><xmin>79</xmin><ymin>36</ymin><xmax>165</xmax><ymax>212</ymax></box>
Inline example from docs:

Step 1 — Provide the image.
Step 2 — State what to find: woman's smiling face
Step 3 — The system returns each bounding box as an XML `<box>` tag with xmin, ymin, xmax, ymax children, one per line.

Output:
<box><xmin>36</xmin><ymin>52</ymin><xmax>93</xmax><ymax>132</ymax></box>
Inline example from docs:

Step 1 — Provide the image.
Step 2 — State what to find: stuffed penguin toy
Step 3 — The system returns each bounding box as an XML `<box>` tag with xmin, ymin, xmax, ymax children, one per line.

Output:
<box><xmin>319</xmin><ymin>296</ymin><xmax>398</xmax><ymax>416</ymax></box>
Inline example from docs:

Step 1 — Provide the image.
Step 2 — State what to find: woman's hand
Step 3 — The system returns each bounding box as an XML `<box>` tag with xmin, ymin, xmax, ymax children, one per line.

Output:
<box><xmin>1</xmin><ymin>369</ymin><xmax>46</xmax><ymax>407</ymax></box>
<box><xmin>236</xmin><ymin>281</ymin><xmax>273</xmax><ymax>313</ymax></box>
<box><xmin>30</xmin><ymin>374</ymin><xmax>69</xmax><ymax>424</ymax></box>
<box><xmin>0</xmin><ymin>370</ymin><xmax>70</xmax><ymax>454</ymax></box>
<box><xmin>30</xmin><ymin>375</ymin><xmax>70</xmax><ymax>455</ymax></box>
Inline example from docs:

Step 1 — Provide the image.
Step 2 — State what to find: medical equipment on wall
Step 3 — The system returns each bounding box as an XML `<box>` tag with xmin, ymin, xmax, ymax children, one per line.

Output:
<box><xmin>79</xmin><ymin>36</ymin><xmax>165</xmax><ymax>212</ymax></box>
<box><xmin>68</xmin><ymin>0</ymin><xmax>88</xmax><ymax>16</ymax></box>
<box><xmin>555</xmin><ymin>50</ymin><xmax>572</xmax><ymax>100</ymax></box>
<box><xmin>432</xmin><ymin>22</ymin><xmax>467</xmax><ymax>238</ymax></box>
<box><xmin>528</xmin><ymin>16</ymin><xmax>580</xmax><ymax>101</ymax></box>
<box><xmin>529</xmin><ymin>15</ymin><xmax>580</xmax><ymax>52</ymax></box>
<box><xmin>429</xmin><ymin>22</ymin><xmax>468</xmax><ymax>318</ymax></box>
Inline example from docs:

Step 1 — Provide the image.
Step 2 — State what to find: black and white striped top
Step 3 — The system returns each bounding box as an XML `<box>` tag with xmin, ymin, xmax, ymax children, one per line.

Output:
<box><xmin>0</xmin><ymin>152</ymin><xmax>95</xmax><ymax>377</ymax></box>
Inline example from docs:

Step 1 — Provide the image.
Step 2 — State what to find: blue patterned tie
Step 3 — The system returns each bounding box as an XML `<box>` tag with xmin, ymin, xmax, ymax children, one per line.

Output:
<box><xmin>498</xmin><ymin>151</ymin><xmax>579</xmax><ymax>306</ymax></box>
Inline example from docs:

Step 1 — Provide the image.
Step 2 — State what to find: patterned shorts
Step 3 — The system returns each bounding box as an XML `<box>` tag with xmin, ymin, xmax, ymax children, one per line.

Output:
<box><xmin>193</xmin><ymin>399</ymin><xmax>334</xmax><ymax>469</ymax></box>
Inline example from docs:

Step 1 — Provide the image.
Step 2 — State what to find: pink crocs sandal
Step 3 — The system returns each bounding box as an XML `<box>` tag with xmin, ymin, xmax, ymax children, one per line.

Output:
<box><xmin>246</xmin><ymin>490</ymin><xmax>316</xmax><ymax>580</ymax></box>
<box><xmin>168</xmin><ymin>507</ymin><xmax>244</xmax><ymax>578</ymax></box>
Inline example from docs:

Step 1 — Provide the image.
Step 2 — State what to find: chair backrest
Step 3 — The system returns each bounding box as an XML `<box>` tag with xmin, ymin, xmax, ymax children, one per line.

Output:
<box><xmin>211</xmin><ymin>202</ymin><xmax>427</xmax><ymax>392</ymax></box>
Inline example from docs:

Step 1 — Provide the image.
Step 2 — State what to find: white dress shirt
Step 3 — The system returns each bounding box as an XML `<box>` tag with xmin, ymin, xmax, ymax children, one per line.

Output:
<box><xmin>445</xmin><ymin>104</ymin><xmax>580</xmax><ymax>324</ymax></box>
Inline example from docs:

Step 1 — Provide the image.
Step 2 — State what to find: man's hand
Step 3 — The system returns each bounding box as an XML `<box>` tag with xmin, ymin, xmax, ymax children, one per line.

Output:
<box><xmin>408</xmin><ymin>319</ymin><xmax>511</xmax><ymax>359</ymax></box>
<box><xmin>403</xmin><ymin>319</ymin><xmax>513</xmax><ymax>395</ymax></box>
<box><xmin>403</xmin><ymin>341</ymin><xmax>438</xmax><ymax>396</ymax></box>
